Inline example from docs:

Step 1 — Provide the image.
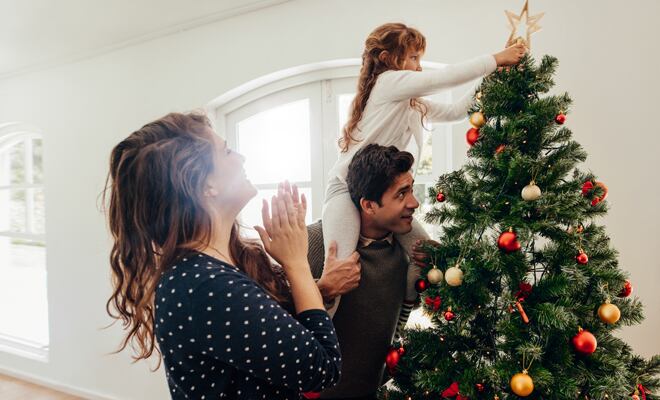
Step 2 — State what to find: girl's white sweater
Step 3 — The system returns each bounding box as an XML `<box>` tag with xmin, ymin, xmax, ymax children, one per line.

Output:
<box><xmin>330</xmin><ymin>54</ymin><xmax>497</xmax><ymax>183</ymax></box>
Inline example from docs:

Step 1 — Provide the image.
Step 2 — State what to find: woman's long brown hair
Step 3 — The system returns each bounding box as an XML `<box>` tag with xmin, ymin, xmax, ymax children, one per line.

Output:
<box><xmin>103</xmin><ymin>111</ymin><xmax>290</xmax><ymax>364</ymax></box>
<box><xmin>340</xmin><ymin>22</ymin><xmax>428</xmax><ymax>152</ymax></box>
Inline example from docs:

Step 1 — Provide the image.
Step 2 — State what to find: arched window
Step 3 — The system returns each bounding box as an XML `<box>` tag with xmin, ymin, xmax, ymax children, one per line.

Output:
<box><xmin>211</xmin><ymin>60</ymin><xmax>454</xmax><ymax>238</ymax></box>
<box><xmin>0</xmin><ymin>122</ymin><xmax>49</xmax><ymax>359</ymax></box>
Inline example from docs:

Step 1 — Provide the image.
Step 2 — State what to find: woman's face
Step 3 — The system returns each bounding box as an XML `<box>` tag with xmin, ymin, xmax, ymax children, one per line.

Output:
<box><xmin>205</xmin><ymin>132</ymin><xmax>257</xmax><ymax>215</ymax></box>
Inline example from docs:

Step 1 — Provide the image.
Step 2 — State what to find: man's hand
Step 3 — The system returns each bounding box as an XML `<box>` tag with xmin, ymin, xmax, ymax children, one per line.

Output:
<box><xmin>316</xmin><ymin>241</ymin><xmax>361</xmax><ymax>303</ymax></box>
<box><xmin>411</xmin><ymin>239</ymin><xmax>441</xmax><ymax>268</ymax></box>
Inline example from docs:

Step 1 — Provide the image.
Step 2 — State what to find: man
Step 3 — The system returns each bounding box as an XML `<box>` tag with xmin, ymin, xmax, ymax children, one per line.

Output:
<box><xmin>309</xmin><ymin>144</ymin><xmax>425</xmax><ymax>400</ymax></box>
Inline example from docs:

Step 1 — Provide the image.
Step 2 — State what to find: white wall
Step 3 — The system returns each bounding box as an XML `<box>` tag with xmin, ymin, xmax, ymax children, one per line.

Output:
<box><xmin>0</xmin><ymin>0</ymin><xmax>657</xmax><ymax>398</ymax></box>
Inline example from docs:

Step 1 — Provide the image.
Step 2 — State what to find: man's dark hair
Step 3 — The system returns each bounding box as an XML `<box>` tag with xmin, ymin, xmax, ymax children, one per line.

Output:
<box><xmin>346</xmin><ymin>144</ymin><xmax>414</xmax><ymax>210</ymax></box>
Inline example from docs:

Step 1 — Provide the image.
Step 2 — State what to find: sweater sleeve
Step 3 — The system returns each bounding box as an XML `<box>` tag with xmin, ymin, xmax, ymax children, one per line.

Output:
<box><xmin>371</xmin><ymin>54</ymin><xmax>496</xmax><ymax>103</ymax></box>
<box><xmin>191</xmin><ymin>272</ymin><xmax>341</xmax><ymax>393</ymax></box>
<box><xmin>420</xmin><ymin>79</ymin><xmax>482</xmax><ymax>123</ymax></box>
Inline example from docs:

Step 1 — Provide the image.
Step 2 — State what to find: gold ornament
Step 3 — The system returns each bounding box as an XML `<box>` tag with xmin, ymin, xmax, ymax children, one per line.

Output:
<box><xmin>445</xmin><ymin>265</ymin><xmax>464</xmax><ymax>286</ymax></box>
<box><xmin>598</xmin><ymin>300</ymin><xmax>621</xmax><ymax>324</ymax></box>
<box><xmin>427</xmin><ymin>266</ymin><xmax>444</xmax><ymax>285</ymax></box>
<box><xmin>505</xmin><ymin>0</ymin><xmax>545</xmax><ymax>49</ymax></box>
<box><xmin>521</xmin><ymin>181</ymin><xmax>542</xmax><ymax>201</ymax></box>
<box><xmin>470</xmin><ymin>111</ymin><xmax>486</xmax><ymax>128</ymax></box>
<box><xmin>510</xmin><ymin>370</ymin><xmax>534</xmax><ymax>396</ymax></box>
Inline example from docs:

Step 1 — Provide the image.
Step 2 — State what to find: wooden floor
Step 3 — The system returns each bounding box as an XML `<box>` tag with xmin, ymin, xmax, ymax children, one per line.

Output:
<box><xmin>0</xmin><ymin>374</ymin><xmax>84</xmax><ymax>400</ymax></box>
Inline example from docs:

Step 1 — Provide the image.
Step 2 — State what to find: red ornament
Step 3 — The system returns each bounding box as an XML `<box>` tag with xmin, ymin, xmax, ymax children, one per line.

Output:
<box><xmin>425</xmin><ymin>295</ymin><xmax>442</xmax><ymax>311</ymax></box>
<box><xmin>572</xmin><ymin>328</ymin><xmax>598</xmax><ymax>355</ymax></box>
<box><xmin>619</xmin><ymin>280</ymin><xmax>633</xmax><ymax>297</ymax></box>
<box><xmin>637</xmin><ymin>384</ymin><xmax>650</xmax><ymax>400</ymax></box>
<box><xmin>444</xmin><ymin>308</ymin><xmax>455</xmax><ymax>321</ymax></box>
<box><xmin>397</xmin><ymin>346</ymin><xmax>405</xmax><ymax>356</ymax></box>
<box><xmin>436</xmin><ymin>192</ymin><xmax>446</xmax><ymax>202</ymax></box>
<box><xmin>515</xmin><ymin>282</ymin><xmax>533</xmax><ymax>301</ymax></box>
<box><xmin>442</xmin><ymin>382</ymin><xmax>460</xmax><ymax>398</ymax></box>
<box><xmin>302</xmin><ymin>392</ymin><xmax>321</xmax><ymax>399</ymax></box>
<box><xmin>498</xmin><ymin>229</ymin><xmax>521</xmax><ymax>253</ymax></box>
<box><xmin>555</xmin><ymin>113</ymin><xmax>566</xmax><ymax>124</ymax></box>
<box><xmin>466</xmin><ymin>127</ymin><xmax>480</xmax><ymax>146</ymax></box>
<box><xmin>415</xmin><ymin>278</ymin><xmax>428</xmax><ymax>293</ymax></box>
<box><xmin>385</xmin><ymin>348</ymin><xmax>401</xmax><ymax>371</ymax></box>
<box><xmin>495</xmin><ymin>144</ymin><xmax>506</xmax><ymax>154</ymax></box>
<box><xmin>582</xmin><ymin>180</ymin><xmax>608</xmax><ymax>206</ymax></box>
<box><xmin>576</xmin><ymin>250</ymin><xmax>589</xmax><ymax>265</ymax></box>
<box><xmin>476</xmin><ymin>383</ymin><xmax>485</xmax><ymax>392</ymax></box>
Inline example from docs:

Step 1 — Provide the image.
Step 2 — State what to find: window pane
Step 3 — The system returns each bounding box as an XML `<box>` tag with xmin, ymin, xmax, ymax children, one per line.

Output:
<box><xmin>413</xmin><ymin>182</ymin><xmax>437</xmax><ymax>238</ymax></box>
<box><xmin>9</xmin><ymin>140</ymin><xmax>25</xmax><ymax>184</ymax></box>
<box><xmin>0</xmin><ymin>189</ymin><xmax>26</xmax><ymax>233</ymax></box>
<box><xmin>33</xmin><ymin>188</ymin><xmax>45</xmax><ymax>235</ymax></box>
<box><xmin>238</xmin><ymin>186</ymin><xmax>313</xmax><ymax>239</ymax></box>
<box><xmin>338</xmin><ymin>93</ymin><xmax>355</xmax><ymax>138</ymax></box>
<box><xmin>237</xmin><ymin>99</ymin><xmax>311</xmax><ymax>184</ymax></box>
<box><xmin>32</xmin><ymin>138</ymin><xmax>43</xmax><ymax>184</ymax></box>
<box><xmin>0</xmin><ymin>237</ymin><xmax>49</xmax><ymax>346</ymax></box>
<box><xmin>417</xmin><ymin>128</ymin><xmax>433</xmax><ymax>176</ymax></box>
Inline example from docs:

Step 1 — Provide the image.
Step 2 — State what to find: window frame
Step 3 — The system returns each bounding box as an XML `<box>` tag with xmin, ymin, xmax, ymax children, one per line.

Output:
<box><xmin>0</xmin><ymin>122</ymin><xmax>49</xmax><ymax>361</ymax></box>
<box><xmin>211</xmin><ymin>60</ymin><xmax>455</xmax><ymax>223</ymax></box>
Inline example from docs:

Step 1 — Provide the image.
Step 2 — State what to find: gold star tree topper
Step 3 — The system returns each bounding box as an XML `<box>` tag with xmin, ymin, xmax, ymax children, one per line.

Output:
<box><xmin>505</xmin><ymin>0</ymin><xmax>545</xmax><ymax>49</ymax></box>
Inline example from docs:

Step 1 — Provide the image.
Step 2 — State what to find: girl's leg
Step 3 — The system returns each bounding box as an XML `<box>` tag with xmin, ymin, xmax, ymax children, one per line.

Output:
<box><xmin>394</xmin><ymin>217</ymin><xmax>430</xmax><ymax>301</ymax></box>
<box><xmin>321</xmin><ymin>180</ymin><xmax>361</xmax><ymax>317</ymax></box>
<box><xmin>393</xmin><ymin>218</ymin><xmax>430</xmax><ymax>338</ymax></box>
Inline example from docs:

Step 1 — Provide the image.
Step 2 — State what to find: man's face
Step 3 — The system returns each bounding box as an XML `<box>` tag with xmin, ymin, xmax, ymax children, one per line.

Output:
<box><xmin>370</xmin><ymin>172</ymin><xmax>420</xmax><ymax>234</ymax></box>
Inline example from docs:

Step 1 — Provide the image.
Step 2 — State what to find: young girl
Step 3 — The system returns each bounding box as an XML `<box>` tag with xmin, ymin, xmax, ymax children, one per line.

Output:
<box><xmin>105</xmin><ymin>112</ymin><xmax>340</xmax><ymax>399</ymax></box>
<box><xmin>323</xmin><ymin>23</ymin><xmax>526</xmax><ymax>319</ymax></box>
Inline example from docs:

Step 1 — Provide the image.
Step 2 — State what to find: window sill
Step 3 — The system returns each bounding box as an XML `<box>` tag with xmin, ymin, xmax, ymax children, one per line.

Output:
<box><xmin>0</xmin><ymin>333</ymin><xmax>48</xmax><ymax>362</ymax></box>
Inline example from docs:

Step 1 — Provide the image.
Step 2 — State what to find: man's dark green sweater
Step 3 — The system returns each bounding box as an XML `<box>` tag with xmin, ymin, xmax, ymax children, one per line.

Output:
<box><xmin>307</xmin><ymin>221</ymin><xmax>408</xmax><ymax>399</ymax></box>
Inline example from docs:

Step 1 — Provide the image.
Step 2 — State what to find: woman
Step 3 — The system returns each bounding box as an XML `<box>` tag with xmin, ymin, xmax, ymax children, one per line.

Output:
<box><xmin>104</xmin><ymin>111</ymin><xmax>341</xmax><ymax>399</ymax></box>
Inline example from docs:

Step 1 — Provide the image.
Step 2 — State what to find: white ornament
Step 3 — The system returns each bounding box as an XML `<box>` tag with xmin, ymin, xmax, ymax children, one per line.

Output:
<box><xmin>521</xmin><ymin>181</ymin><xmax>542</xmax><ymax>201</ymax></box>
<box><xmin>427</xmin><ymin>267</ymin><xmax>444</xmax><ymax>284</ymax></box>
<box><xmin>444</xmin><ymin>265</ymin><xmax>464</xmax><ymax>287</ymax></box>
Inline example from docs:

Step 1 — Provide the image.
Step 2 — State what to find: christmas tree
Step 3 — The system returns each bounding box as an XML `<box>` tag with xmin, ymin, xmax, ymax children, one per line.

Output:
<box><xmin>379</xmin><ymin>40</ymin><xmax>660</xmax><ymax>400</ymax></box>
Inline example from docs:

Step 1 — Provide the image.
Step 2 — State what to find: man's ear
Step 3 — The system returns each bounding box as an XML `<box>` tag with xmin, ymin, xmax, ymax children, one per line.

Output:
<box><xmin>378</xmin><ymin>50</ymin><xmax>390</xmax><ymax>63</ymax></box>
<box><xmin>359</xmin><ymin>198</ymin><xmax>379</xmax><ymax>215</ymax></box>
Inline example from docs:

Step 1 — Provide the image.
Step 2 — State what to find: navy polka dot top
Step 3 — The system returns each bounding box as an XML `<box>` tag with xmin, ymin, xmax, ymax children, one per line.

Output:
<box><xmin>154</xmin><ymin>251</ymin><xmax>342</xmax><ymax>399</ymax></box>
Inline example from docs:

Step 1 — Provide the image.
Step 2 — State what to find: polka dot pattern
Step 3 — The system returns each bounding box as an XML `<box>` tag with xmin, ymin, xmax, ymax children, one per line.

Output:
<box><xmin>155</xmin><ymin>252</ymin><xmax>341</xmax><ymax>399</ymax></box>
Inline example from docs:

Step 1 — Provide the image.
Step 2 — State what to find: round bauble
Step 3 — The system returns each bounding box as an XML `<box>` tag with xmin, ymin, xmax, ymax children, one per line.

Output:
<box><xmin>466</xmin><ymin>127</ymin><xmax>480</xmax><ymax>146</ymax></box>
<box><xmin>510</xmin><ymin>371</ymin><xmax>534</xmax><ymax>397</ymax></box>
<box><xmin>470</xmin><ymin>111</ymin><xmax>486</xmax><ymax>128</ymax></box>
<box><xmin>576</xmin><ymin>251</ymin><xmax>589</xmax><ymax>265</ymax></box>
<box><xmin>598</xmin><ymin>301</ymin><xmax>621</xmax><ymax>324</ymax></box>
<box><xmin>555</xmin><ymin>113</ymin><xmax>566</xmax><ymax>124</ymax></box>
<box><xmin>498</xmin><ymin>230</ymin><xmax>521</xmax><ymax>253</ymax></box>
<box><xmin>444</xmin><ymin>265</ymin><xmax>464</xmax><ymax>287</ymax></box>
<box><xmin>415</xmin><ymin>278</ymin><xmax>429</xmax><ymax>293</ymax></box>
<box><xmin>436</xmin><ymin>192</ymin><xmax>446</xmax><ymax>202</ymax></box>
<box><xmin>521</xmin><ymin>182</ymin><xmax>542</xmax><ymax>201</ymax></box>
<box><xmin>572</xmin><ymin>328</ymin><xmax>597</xmax><ymax>355</ymax></box>
<box><xmin>619</xmin><ymin>280</ymin><xmax>633</xmax><ymax>297</ymax></box>
<box><xmin>427</xmin><ymin>267</ymin><xmax>444</xmax><ymax>285</ymax></box>
<box><xmin>385</xmin><ymin>348</ymin><xmax>400</xmax><ymax>371</ymax></box>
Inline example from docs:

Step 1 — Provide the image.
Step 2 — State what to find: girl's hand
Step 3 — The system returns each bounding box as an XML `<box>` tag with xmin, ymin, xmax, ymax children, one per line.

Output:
<box><xmin>494</xmin><ymin>42</ymin><xmax>527</xmax><ymax>66</ymax></box>
<box><xmin>254</xmin><ymin>182</ymin><xmax>309</xmax><ymax>274</ymax></box>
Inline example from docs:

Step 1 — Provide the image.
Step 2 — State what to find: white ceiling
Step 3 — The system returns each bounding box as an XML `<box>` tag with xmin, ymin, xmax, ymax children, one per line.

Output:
<box><xmin>0</xmin><ymin>0</ymin><xmax>289</xmax><ymax>79</ymax></box>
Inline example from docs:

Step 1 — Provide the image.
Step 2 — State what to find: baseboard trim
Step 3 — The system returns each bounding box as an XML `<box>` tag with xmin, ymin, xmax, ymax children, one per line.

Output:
<box><xmin>0</xmin><ymin>366</ymin><xmax>119</xmax><ymax>400</ymax></box>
